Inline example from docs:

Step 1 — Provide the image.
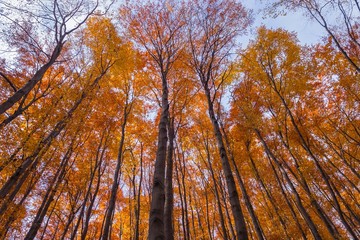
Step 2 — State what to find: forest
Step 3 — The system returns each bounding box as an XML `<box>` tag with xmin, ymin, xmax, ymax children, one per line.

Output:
<box><xmin>0</xmin><ymin>0</ymin><xmax>359</xmax><ymax>239</ymax></box>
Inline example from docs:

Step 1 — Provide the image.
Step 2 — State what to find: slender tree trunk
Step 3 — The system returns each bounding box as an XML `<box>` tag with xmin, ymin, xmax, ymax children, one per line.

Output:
<box><xmin>40</xmin><ymin>190</ymin><xmax>62</xmax><ymax>240</ymax></box>
<box><xmin>269</xmin><ymin>158</ymin><xmax>309</xmax><ymax>239</ymax></box>
<box><xmin>0</xmin><ymin>87</ymin><xmax>50</xmax><ymax>129</ymax></box>
<box><xmin>0</xmin><ymin>169</ymin><xmax>41</xmax><ymax>239</ymax></box>
<box><xmin>134</xmin><ymin>143</ymin><xmax>143</xmax><ymax>240</ymax></box>
<box><xmin>245</xmin><ymin>142</ymin><xmax>292</xmax><ymax>239</ymax></box>
<box><xmin>0</xmin><ymin>41</ymin><xmax>64</xmax><ymax>115</ymax></box>
<box><xmin>276</xmin><ymin>129</ymin><xmax>341</xmax><ymax>238</ymax></box>
<box><xmin>164</xmin><ymin>119</ymin><xmax>175</xmax><ymax>240</ymax></box>
<box><xmin>273</xmin><ymin>82</ymin><xmax>354</xmax><ymax>238</ymax></box>
<box><xmin>262</xmin><ymin>142</ymin><xmax>307</xmax><ymax>239</ymax></box>
<box><xmin>174</xmin><ymin>151</ymin><xmax>187</xmax><ymax>240</ymax></box>
<box><xmin>189</xmin><ymin>195</ymin><xmax>197</xmax><ymax>239</ymax></box>
<box><xmin>70</xmin><ymin>130</ymin><xmax>108</xmax><ymax>240</ymax></box>
<box><xmin>0</xmin><ymin>70</ymin><xmax>109</xmax><ymax>207</ymax></box>
<box><xmin>25</xmin><ymin>146</ymin><xmax>74</xmax><ymax>240</ymax></box>
<box><xmin>180</xmin><ymin>150</ymin><xmax>191</xmax><ymax>240</ymax></box>
<box><xmin>205</xmin><ymin>144</ymin><xmax>229</xmax><ymax>240</ymax></box>
<box><xmin>230</xmin><ymin>166</ymin><xmax>264</xmax><ymax>240</ymax></box>
<box><xmin>193</xmin><ymin>191</ymin><xmax>205</xmax><ymax>239</ymax></box>
<box><xmin>255</xmin><ymin>129</ymin><xmax>322</xmax><ymax>240</ymax></box>
<box><xmin>221</xmin><ymin>125</ymin><xmax>265</xmax><ymax>240</ymax></box>
<box><xmin>203</xmin><ymin>85</ymin><xmax>248</xmax><ymax>240</ymax></box>
<box><xmin>0</xmin><ymin>102</ymin><xmax>58</xmax><ymax>172</ymax></box>
<box><xmin>60</xmin><ymin>196</ymin><xmax>82</xmax><ymax>240</ymax></box>
<box><xmin>102</xmin><ymin>104</ymin><xmax>131</xmax><ymax>240</ymax></box>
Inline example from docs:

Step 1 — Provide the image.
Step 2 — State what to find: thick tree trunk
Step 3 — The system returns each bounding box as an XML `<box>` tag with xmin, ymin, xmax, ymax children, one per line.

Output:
<box><xmin>218</xmin><ymin>176</ymin><xmax>236</xmax><ymax>240</ymax></box>
<box><xmin>148</xmin><ymin>77</ymin><xmax>169</xmax><ymax>240</ymax></box>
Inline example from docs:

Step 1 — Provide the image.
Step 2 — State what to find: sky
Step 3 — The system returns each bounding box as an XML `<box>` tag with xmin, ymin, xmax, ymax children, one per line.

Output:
<box><xmin>241</xmin><ymin>0</ymin><xmax>327</xmax><ymax>46</ymax></box>
<box><xmin>0</xmin><ymin>0</ymin><xmax>329</xmax><ymax>66</ymax></box>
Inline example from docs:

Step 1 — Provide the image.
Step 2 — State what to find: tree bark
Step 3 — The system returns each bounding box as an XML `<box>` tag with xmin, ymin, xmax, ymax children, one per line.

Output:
<box><xmin>134</xmin><ymin>143</ymin><xmax>143</xmax><ymax>240</ymax></box>
<box><xmin>203</xmin><ymin>85</ymin><xmax>248</xmax><ymax>240</ymax></box>
<box><xmin>164</xmin><ymin>119</ymin><xmax>175</xmax><ymax>240</ymax></box>
<box><xmin>0</xmin><ymin>42</ymin><xmax>64</xmax><ymax>115</ymax></box>
<box><xmin>204</xmin><ymin>141</ymin><xmax>229</xmax><ymax>240</ymax></box>
<box><xmin>102</xmin><ymin>103</ymin><xmax>131</xmax><ymax>240</ymax></box>
<box><xmin>25</xmin><ymin>146</ymin><xmax>74</xmax><ymax>240</ymax></box>
<box><xmin>148</xmin><ymin>76</ymin><xmax>169</xmax><ymax>240</ymax></box>
<box><xmin>255</xmin><ymin>129</ymin><xmax>322</xmax><ymax>240</ymax></box>
<box><xmin>222</xmin><ymin>126</ymin><xmax>265</xmax><ymax>240</ymax></box>
<box><xmin>245</xmin><ymin>142</ymin><xmax>293</xmax><ymax>239</ymax></box>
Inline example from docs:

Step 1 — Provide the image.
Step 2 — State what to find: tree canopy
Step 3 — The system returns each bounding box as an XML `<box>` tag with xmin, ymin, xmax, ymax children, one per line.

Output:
<box><xmin>0</xmin><ymin>0</ymin><xmax>359</xmax><ymax>239</ymax></box>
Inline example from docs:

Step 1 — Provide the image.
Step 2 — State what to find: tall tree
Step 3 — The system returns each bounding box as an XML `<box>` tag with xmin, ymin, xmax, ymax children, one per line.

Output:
<box><xmin>270</xmin><ymin>0</ymin><xmax>360</xmax><ymax>73</ymax></box>
<box><xmin>186</xmin><ymin>0</ymin><xmax>251</xmax><ymax>239</ymax></box>
<box><xmin>0</xmin><ymin>0</ymin><xmax>102</xmax><ymax>116</ymax></box>
<box><xmin>122</xmin><ymin>1</ymin><xmax>185</xmax><ymax>238</ymax></box>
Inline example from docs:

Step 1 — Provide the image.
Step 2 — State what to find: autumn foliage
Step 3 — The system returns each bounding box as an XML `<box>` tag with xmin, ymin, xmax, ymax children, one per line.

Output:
<box><xmin>0</xmin><ymin>0</ymin><xmax>359</xmax><ymax>239</ymax></box>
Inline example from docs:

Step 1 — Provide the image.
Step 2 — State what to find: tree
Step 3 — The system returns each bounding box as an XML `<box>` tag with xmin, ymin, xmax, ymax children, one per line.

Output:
<box><xmin>0</xmin><ymin>0</ymin><xmax>103</xmax><ymax>117</ymax></box>
<box><xmin>1</xmin><ymin>1</ymin><xmax>359</xmax><ymax>239</ymax></box>
<box><xmin>186</xmin><ymin>0</ymin><xmax>251</xmax><ymax>239</ymax></box>
<box><xmin>121</xmin><ymin>1</ymin><xmax>185</xmax><ymax>239</ymax></box>
<box><xmin>270</xmin><ymin>0</ymin><xmax>360</xmax><ymax>73</ymax></box>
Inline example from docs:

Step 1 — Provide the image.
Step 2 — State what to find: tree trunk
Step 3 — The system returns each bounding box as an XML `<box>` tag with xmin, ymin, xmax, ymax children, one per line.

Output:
<box><xmin>272</xmin><ymin>81</ymin><xmax>353</xmax><ymax>238</ymax></box>
<box><xmin>148</xmin><ymin>76</ymin><xmax>169</xmax><ymax>240</ymax></box>
<box><xmin>70</xmin><ymin>129</ymin><xmax>108</xmax><ymax>240</ymax></box>
<box><xmin>221</xmin><ymin>126</ymin><xmax>265</xmax><ymax>240</ymax></box>
<box><xmin>255</xmin><ymin>129</ymin><xmax>322</xmax><ymax>240</ymax></box>
<box><xmin>203</xmin><ymin>85</ymin><xmax>248</xmax><ymax>240</ymax></box>
<box><xmin>276</xmin><ymin>129</ymin><xmax>341</xmax><ymax>238</ymax></box>
<box><xmin>205</xmin><ymin>144</ymin><xmax>229</xmax><ymax>240</ymax></box>
<box><xmin>134</xmin><ymin>143</ymin><xmax>143</xmax><ymax>240</ymax></box>
<box><xmin>164</xmin><ymin>119</ymin><xmax>175</xmax><ymax>240</ymax></box>
<box><xmin>0</xmin><ymin>42</ymin><xmax>64</xmax><ymax>115</ymax></box>
<box><xmin>245</xmin><ymin>142</ymin><xmax>292</xmax><ymax>239</ymax></box>
<box><xmin>25</xmin><ymin>146</ymin><xmax>74</xmax><ymax>240</ymax></box>
<box><xmin>102</xmin><ymin>104</ymin><xmax>131</xmax><ymax>240</ymax></box>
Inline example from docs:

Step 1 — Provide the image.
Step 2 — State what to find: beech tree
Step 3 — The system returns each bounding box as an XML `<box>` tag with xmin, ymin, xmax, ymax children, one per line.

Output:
<box><xmin>270</xmin><ymin>0</ymin><xmax>360</xmax><ymax>73</ymax></box>
<box><xmin>0</xmin><ymin>0</ymin><xmax>359</xmax><ymax>239</ymax></box>
<box><xmin>0</xmin><ymin>0</ymin><xmax>104</xmax><ymax>118</ymax></box>
<box><xmin>186</xmin><ymin>0</ymin><xmax>251</xmax><ymax>239</ymax></box>
<box><xmin>121</xmin><ymin>1</ymin><xmax>186</xmax><ymax>239</ymax></box>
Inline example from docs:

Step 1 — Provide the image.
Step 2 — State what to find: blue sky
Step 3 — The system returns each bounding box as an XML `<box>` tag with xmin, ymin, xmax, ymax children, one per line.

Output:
<box><xmin>241</xmin><ymin>0</ymin><xmax>327</xmax><ymax>46</ymax></box>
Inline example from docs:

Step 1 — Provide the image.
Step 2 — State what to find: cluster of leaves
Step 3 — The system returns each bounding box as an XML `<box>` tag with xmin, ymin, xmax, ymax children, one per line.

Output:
<box><xmin>0</xmin><ymin>0</ymin><xmax>359</xmax><ymax>239</ymax></box>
